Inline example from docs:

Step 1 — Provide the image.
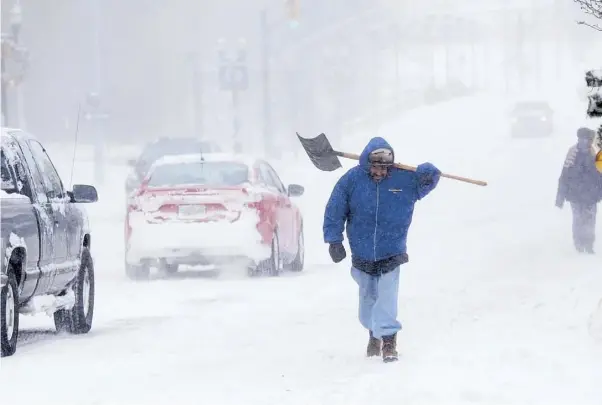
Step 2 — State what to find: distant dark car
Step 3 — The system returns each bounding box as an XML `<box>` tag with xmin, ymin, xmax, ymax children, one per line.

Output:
<box><xmin>124</xmin><ymin>138</ymin><xmax>222</xmax><ymax>204</ymax></box>
<box><xmin>510</xmin><ymin>101</ymin><xmax>554</xmax><ymax>138</ymax></box>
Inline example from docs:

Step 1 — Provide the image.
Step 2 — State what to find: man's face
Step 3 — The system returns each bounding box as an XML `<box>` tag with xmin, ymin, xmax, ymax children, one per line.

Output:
<box><xmin>370</xmin><ymin>165</ymin><xmax>388</xmax><ymax>182</ymax></box>
<box><xmin>368</xmin><ymin>148</ymin><xmax>393</xmax><ymax>182</ymax></box>
<box><xmin>578</xmin><ymin>137</ymin><xmax>593</xmax><ymax>151</ymax></box>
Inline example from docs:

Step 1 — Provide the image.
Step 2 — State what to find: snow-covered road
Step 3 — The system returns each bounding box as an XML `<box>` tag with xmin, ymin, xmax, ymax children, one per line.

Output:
<box><xmin>2</xmin><ymin>94</ymin><xmax>602</xmax><ymax>405</ymax></box>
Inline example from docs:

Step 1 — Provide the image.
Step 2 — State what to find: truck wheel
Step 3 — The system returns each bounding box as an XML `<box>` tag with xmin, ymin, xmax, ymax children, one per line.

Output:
<box><xmin>1</xmin><ymin>271</ymin><xmax>19</xmax><ymax>357</ymax></box>
<box><xmin>125</xmin><ymin>262</ymin><xmax>150</xmax><ymax>281</ymax></box>
<box><xmin>54</xmin><ymin>247</ymin><xmax>95</xmax><ymax>334</ymax></box>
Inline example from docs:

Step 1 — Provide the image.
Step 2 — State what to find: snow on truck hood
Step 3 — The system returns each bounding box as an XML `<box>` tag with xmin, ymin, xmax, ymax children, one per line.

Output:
<box><xmin>0</xmin><ymin>190</ymin><xmax>30</xmax><ymax>201</ymax></box>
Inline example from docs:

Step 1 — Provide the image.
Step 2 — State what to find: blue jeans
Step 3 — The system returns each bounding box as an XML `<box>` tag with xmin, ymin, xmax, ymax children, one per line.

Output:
<box><xmin>350</xmin><ymin>266</ymin><xmax>402</xmax><ymax>339</ymax></box>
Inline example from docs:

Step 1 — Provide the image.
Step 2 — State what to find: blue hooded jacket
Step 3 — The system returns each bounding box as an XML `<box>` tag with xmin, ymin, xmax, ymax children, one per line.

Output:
<box><xmin>323</xmin><ymin>137</ymin><xmax>439</xmax><ymax>262</ymax></box>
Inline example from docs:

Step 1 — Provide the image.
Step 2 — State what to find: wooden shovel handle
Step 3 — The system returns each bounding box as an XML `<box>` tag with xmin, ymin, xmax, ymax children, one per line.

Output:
<box><xmin>437</xmin><ymin>172</ymin><xmax>488</xmax><ymax>186</ymax></box>
<box><xmin>334</xmin><ymin>151</ymin><xmax>487</xmax><ymax>186</ymax></box>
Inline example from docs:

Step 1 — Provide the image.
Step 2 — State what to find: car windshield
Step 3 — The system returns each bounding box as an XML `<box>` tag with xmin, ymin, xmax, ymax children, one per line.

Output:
<box><xmin>147</xmin><ymin>161</ymin><xmax>249</xmax><ymax>188</ymax></box>
<box><xmin>512</xmin><ymin>102</ymin><xmax>552</xmax><ymax>115</ymax></box>
<box><xmin>137</xmin><ymin>139</ymin><xmax>219</xmax><ymax>172</ymax></box>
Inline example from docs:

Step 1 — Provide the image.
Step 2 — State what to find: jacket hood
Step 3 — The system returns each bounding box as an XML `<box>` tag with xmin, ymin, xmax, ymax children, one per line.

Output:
<box><xmin>359</xmin><ymin>137</ymin><xmax>395</xmax><ymax>171</ymax></box>
<box><xmin>577</xmin><ymin>127</ymin><xmax>595</xmax><ymax>140</ymax></box>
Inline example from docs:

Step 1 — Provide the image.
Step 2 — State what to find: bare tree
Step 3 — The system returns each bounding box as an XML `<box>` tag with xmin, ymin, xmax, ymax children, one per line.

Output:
<box><xmin>574</xmin><ymin>3</ymin><xmax>602</xmax><ymax>153</ymax></box>
<box><xmin>584</xmin><ymin>70</ymin><xmax>602</xmax><ymax>152</ymax></box>
<box><xmin>574</xmin><ymin>0</ymin><xmax>602</xmax><ymax>30</ymax></box>
<box><xmin>583</xmin><ymin>70</ymin><xmax>602</xmax><ymax>154</ymax></box>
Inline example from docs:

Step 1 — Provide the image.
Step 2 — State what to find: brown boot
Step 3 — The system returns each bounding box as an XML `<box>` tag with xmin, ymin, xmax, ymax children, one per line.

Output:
<box><xmin>382</xmin><ymin>333</ymin><xmax>398</xmax><ymax>362</ymax></box>
<box><xmin>366</xmin><ymin>330</ymin><xmax>381</xmax><ymax>357</ymax></box>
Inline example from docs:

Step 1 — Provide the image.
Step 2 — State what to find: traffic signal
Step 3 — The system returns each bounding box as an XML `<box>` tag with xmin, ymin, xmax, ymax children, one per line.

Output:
<box><xmin>286</xmin><ymin>0</ymin><xmax>300</xmax><ymax>28</ymax></box>
<box><xmin>86</xmin><ymin>92</ymin><xmax>101</xmax><ymax>109</ymax></box>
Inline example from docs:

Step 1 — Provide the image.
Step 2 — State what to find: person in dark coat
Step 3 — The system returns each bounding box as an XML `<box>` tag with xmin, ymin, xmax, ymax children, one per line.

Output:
<box><xmin>323</xmin><ymin>137</ymin><xmax>441</xmax><ymax>362</ymax></box>
<box><xmin>556</xmin><ymin>127</ymin><xmax>602</xmax><ymax>253</ymax></box>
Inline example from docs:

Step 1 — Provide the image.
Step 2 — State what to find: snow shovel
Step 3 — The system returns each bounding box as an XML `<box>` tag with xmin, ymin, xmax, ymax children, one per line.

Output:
<box><xmin>296</xmin><ymin>132</ymin><xmax>488</xmax><ymax>187</ymax></box>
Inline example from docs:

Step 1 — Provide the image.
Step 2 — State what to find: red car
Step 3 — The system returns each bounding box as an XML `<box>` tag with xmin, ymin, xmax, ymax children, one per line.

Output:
<box><xmin>124</xmin><ymin>153</ymin><xmax>305</xmax><ymax>279</ymax></box>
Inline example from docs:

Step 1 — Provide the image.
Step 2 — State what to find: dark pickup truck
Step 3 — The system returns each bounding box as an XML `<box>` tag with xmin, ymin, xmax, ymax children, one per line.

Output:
<box><xmin>1</xmin><ymin>128</ymin><xmax>98</xmax><ymax>357</ymax></box>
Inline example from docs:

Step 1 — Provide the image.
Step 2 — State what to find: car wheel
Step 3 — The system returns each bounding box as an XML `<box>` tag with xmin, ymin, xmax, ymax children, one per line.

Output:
<box><xmin>1</xmin><ymin>271</ymin><xmax>19</xmax><ymax>357</ymax></box>
<box><xmin>267</xmin><ymin>231</ymin><xmax>281</xmax><ymax>277</ymax></box>
<box><xmin>125</xmin><ymin>261</ymin><xmax>151</xmax><ymax>281</ymax></box>
<box><xmin>251</xmin><ymin>230</ymin><xmax>281</xmax><ymax>277</ymax></box>
<box><xmin>54</xmin><ymin>247</ymin><xmax>95</xmax><ymax>334</ymax></box>
<box><xmin>286</xmin><ymin>226</ymin><xmax>305</xmax><ymax>272</ymax></box>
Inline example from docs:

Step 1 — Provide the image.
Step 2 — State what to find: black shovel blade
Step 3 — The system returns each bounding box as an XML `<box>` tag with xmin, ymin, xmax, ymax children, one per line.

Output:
<box><xmin>296</xmin><ymin>132</ymin><xmax>343</xmax><ymax>172</ymax></box>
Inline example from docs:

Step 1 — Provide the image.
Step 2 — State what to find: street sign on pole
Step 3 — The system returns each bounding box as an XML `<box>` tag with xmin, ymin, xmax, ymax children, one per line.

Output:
<box><xmin>219</xmin><ymin>65</ymin><xmax>248</xmax><ymax>91</ymax></box>
<box><xmin>84</xmin><ymin>112</ymin><xmax>110</xmax><ymax>121</ymax></box>
<box><xmin>217</xmin><ymin>38</ymin><xmax>249</xmax><ymax>152</ymax></box>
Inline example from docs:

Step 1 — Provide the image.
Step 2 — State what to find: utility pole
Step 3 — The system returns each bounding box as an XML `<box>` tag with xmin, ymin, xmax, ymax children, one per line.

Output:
<box><xmin>190</xmin><ymin>53</ymin><xmax>203</xmax><ymax>140</ymax></box>
<box><xmin>217</xmin><ymin>38</ymin><xmax>248</xmax><ymax>153</ymax></box>
<box><xmin>10</xmin><ymin>1</ymin><xmax>24</xmax><ymax>129</ymax></box>
<box><xmin>1</xmin><ymin>41</ymin><xmax>8</xmax><ymax>126</ymax></box>
<box><xmin>260</xmin><ymin>9</ymin><xmax>272</xmax><ymax>158</ymax></box>
<box><xmin>259</xmin><ymin>1</ymin><xmax>301</xmax><ymax>157</ymax></box>
<box><xmin>89</xmin><ymin>0</ymin><xmax>106</xmax><ymax>185</ymax></box>
<box><xmin>92</xmin><ymin>0</ymin><xmax>101</xmax><ymax>96</ymax></box>
<box><xmin>517</xmin><ymin>10</ymin><xmax>526</xmax><ymax>92</ymax></box>
<box><xmin>1</xmin><ymin>1</ymin><xmax>27</xmax><ymax>127</ymax></box>
<box><xmin>392</xmin><ymin>23</ymin><xmax>400</xmax><ymax>110</ymax></box>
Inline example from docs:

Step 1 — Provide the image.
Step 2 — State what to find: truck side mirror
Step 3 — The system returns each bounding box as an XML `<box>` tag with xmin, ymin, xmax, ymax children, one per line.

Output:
<box><xmin>71</xmin><ymin>184</ymin><xmax>98</xmax><ymax>203</ymax></box>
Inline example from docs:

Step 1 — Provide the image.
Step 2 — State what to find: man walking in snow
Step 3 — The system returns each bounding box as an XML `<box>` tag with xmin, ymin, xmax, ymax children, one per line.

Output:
<box><xmin>323</xmin><ymin>137</ymin><xmax>441</xmax><ymax>362</ymax></box>
<box><xmin>556</xmin><ymin>127</ymin><xmax>602</xmax><ymax>254</ymax></box>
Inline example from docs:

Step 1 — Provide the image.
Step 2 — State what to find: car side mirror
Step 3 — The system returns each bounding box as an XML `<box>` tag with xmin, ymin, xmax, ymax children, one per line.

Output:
<box><xmin>70</xmin><ymin>184</ymin><xmax>98</xmax><ymax>203</ymax></box>
<box><xmin>287</xmin><ymin>184</ymin><xmax>304</xmax><ymax>197</ymax></box>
